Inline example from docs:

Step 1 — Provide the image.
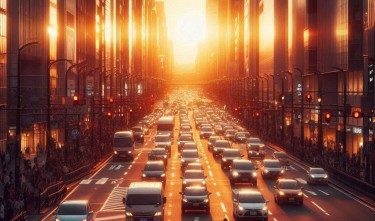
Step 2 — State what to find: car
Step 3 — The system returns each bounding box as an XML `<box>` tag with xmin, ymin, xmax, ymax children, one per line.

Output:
<box><xmin>180</xmin><ymin>149</ymin><xmax>200</xmax><ymax>169</ymax></box>
<box><xmin>272</xmin><ymin>151</ymin><xmax>290</xmax><ymax>166</ymax></box>
<box><xmin>181</xmin><ymin>142</ymin><xmax>198</xmax><ymax>151</ymax></box>
<box><xmin>141</xmin><ymin>161</ymin><xmax>166</xmax><ymax>183</ymax></box>
<box><xmin>180</xmin><ymin>125</ymin><xmax>193</xmax><ymax>136</ymax></box>
<box><xmin>260</xmin><ymin>159</ymin><xmax>285</xmax><ymax>179</ymax></box>
<box><xmin>247</xmin><ymin>137</ymin><xmax>266</xmax><ymax>160</ymax></box>
<box><xmin>148</xmin><ymin>148</ymin><xmax>169</xmax><ymax>165</ymax></box>
<box><xmin>154</xmin><ymin>134</ymin><xmax>172</xmax><ymax>157</ymax></box>
<box><xmin>178</xmin><ymin>134</ymin><xmax>195</xmax><ymax>152</ymax></box>
<box><xmin>131</xmin><ymin>126</ymin><xmax>145</xmax><ymax>143</ymax></box>
<box><xmin>307</xmin><ymin>167</ymin><xmax>329</xmax><ymax>185</ymax></box>
<box><xmin>224</xmin><ymin>129</ymin><xmax>238</xmax><ymax>141</ymax></box>
<box><xmin>221</xmin><ymin>149</ymin><xmax>244</xmax><ymax>170</ymax></box>
<box><xmin>230</xmin><ymin>159</ymin><xmax>258</xmax><ymax>186</ymax></box>
<box><xmin>55</xmin><ymin>200</ymin><xmax>94</xmax><ymax>221</ymax></box>
<box><xmin>180</xmin><ymin>186</ymin><xmax>211</xmax><ymax>213</ymax></box>
<box><xmin>207</xmin><ymin>135</ymin><xmax>220</xmax><ymax>152</ymax></box>
<box><xmin>180</xmin><ymin>169</ymin><xmax>207</xmax><ymax>189</ymax></box>
<box><xmin>232</xmin><ymin>189</ymin><xmax>269</xmax><ymax>221</ymax></box>
<box><xmin>199</xmin><ymin>126</ymin><xmax>214</xmax><ymax>139</ymax></box>
<box><xmin>234</xmin><ymin>132</ymin><xmax>250</xmax><ymax>143</ymax></box>
<box><xmin>274</xmin><ymin>179</ymin><xmax>304</xmax><ymax>206</ymax></box>
<box><xmin>184</xmin><ymin>162</ymin><xmax>204</xmax><ymax>172</ymax></box>
<box><xmin>212</xmin><ymin>140</ymin><xmax>232</xmax><ymax>157</ymax></box>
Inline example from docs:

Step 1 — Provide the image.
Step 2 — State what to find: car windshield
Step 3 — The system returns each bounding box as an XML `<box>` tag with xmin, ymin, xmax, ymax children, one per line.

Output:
<box><xmin>215</xmin><ymin>141</ymin><xmax>230</xmax><ymax>147</ymax></box>
<box><xmin>126</xmin><ymin>194</ymin><xmax>161</xmax><ymax>205</ymax></box>
<box><xmin>239</xmin><ymin>194</ymin><xmax>265</xmax><ymax>203</ymax></box>
<box><xmin>209</xmin><ymin>137</ymin><xmax>219</xmax><ymax>142</ymax></box>
<box><xmin>279</xmin><ymin>181</ymin><xmax>300</xmax><ymax>189</ymax></box>
<box><xmin>274</xmin><ymin>152</ymin><xmax>287</xmax><ymax>158</ymax></box>
<box><xmin>184</xmin><ymin>188</ymin><xmax>207</xmax><ymax>196</ymax></box>
<box><xmin>180</xmin><ymin>136</ymin><xmax>193</xmax><ymax>141</ymax></box>
<box><xmin>311</xmin><ymin>168</ymin><xmax>326</xmax><ymax>174</ymax></box>
<box><xmin>264</xmin><ymin>161</ymin><xmax>282</xmax><ymax>168</ymax></box>
<box><xmin>155</xmin><ymin>136</ymin><xmax>170</xmax><ymax>142</ymax></box>
<box><xmin>151</xmin><ymin>149</ymin><xmax>166</xmax><ymax>155</ymax></box>
<box><xmin>201</xmin><ymin>127</ymin><xmax>212</xmax><ymax>131</ymax></box>
<box><xmin>247</xmin><ymin>138</ymin><xmax>261</xmax><ymax>143</ymax></box>
<box><xmin>57</xmin><ymin>203</ymin><xmax>86</xmax><ymax>215</ymax></box>
<box><xmin>226</xmin><ymin>130</ymin><xmax>237</xmax><ymax>135</ymax></box>
<box><xmin>234</xmin><ymin>162</ymin><xmax>255</xmax><ymax>170</ymax></box>
<box><xmin>184</xmin><ymin>172</ymin><xmax>205</xmax><ymax>179</ymax></box>
<box><xmin>144</xmin><ymin>163</ymin><xmax>164</xmax><ymax>171</ymax></box>
<box><xmin>186</xmin><ymin>165</ymin><xmax>203</xmax><ymax>170</ymax></box>
<box><xmin>132</xmin><ymin>127</ymin><xmax>142</xmax><ymax>132</ymax></box>
<box><xmin>181</xmin><ymin>126</ymin><xmax>191</xmax><ymax>131</ymax></box>
<box><xmin>236</xmin><ymin>133</ymin><xmax>246</xmax><ymax>137</ymax></box>
<box><xmin>224</xmin><ymin>151</ymin><xmax>241</xmax><ymax>157</ymax></box>
<box><xmin>181</xmin><ymin>151</ymin><xmax>199</xmax><ymax>158</ymax></box>
<box><xmin>113</xmin><ymin>138</ymin><xmax>132</xmax><ymax>147</ymax></box>
<box><xmin>249</xmin><ymin>146</ymin><xmax>261</xmax><ymax>151</ymax></box>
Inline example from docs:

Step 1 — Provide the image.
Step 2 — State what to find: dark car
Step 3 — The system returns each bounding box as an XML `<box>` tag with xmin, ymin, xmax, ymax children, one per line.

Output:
<box><xmin>212</xmin><ymin>140</ymin><xmax>231</xmax><ymax>157</ymax></box>
<box><xmin>234</xmin><ymin>132</ymin><xmax>250</xmax><ymax>143</ymax></box>
<box><xmin>180</xmin><ymin>169</ymin><xmax>207</xmax><ymax>190</ymax></box>
<box><xmin>180</xmin><ymin>186</ymin><xmax>211</xmax><ymax>213</ymax></box>
<box><xmin>131</xmin><ymin>126</ymin><xmax>145</xmax><ymax>143</ymax></box>
<box><xmin>148</xmin><ymin>148</ymin><xmax>169</xmax><ymax>166</ymax></box>
<box><xmin>141</xmin><ymin>161</ymin><xmax>166</xmax><ymax>184</ymax></box>
<box><xmin>272</xmin><ymin>151</ymin><xmax>290</xmax><ymax>166</ymax></box>
<box><xmin>154</xmin><ymin>134</ymin><xmax>172</xmax><ymax>157</ymax></box>
<box><xmin>307</xmin><ymin>167</ymin><xmax>328</xmax><ymax>185</ymax></box>
<box><xmin>178</xmin><ymin>134</ymin><xmax>194</xmax><ymax>152</ymax></box>
<box><xmin>260</xmin><ymin>159</ymin><xmax>285</xmax><ymax>179</ymax></box>
<box><xmin>180</xmin><ymin>149</ymin><xmax>200</xmax><ymax>169</ymax></box>
<box><xmin>199</xmin><ymin>126</ymin><xmax>214</xmax><ymax>139</ymax></box>
<box><xmin>224</xmin><ymin>129</ymin><xmax>238</xmax><ymax>141</ymax></box>
<box><xmin>220</xmin><ymin>149</ymin><xmax>243</xmax><ymax>170</ymax></box>
<box><xmin>207</xmin><ymin>135</ymin><xmax>220</xmax><ymax>152</ymax></box>
<box><xmin>247</xmin><ymin>137</ymin><xmax>266</xmax><ymax>160</ymax></box>
<box><xmin>274</xmin><ymin>179</ymin><xmax>304</xmax><ymax>206</ymax></box>
<box><xmin>230</xmin><ymin>159</ymin><xmax>258</xmax><ymax>186</ymax></box>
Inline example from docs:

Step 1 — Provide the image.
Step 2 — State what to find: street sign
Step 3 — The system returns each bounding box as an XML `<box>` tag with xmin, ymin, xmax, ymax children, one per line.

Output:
<box><xmin>71</xmin><ymin>128</ymin><xmax>79</xmax><ymax>138</ymax></box>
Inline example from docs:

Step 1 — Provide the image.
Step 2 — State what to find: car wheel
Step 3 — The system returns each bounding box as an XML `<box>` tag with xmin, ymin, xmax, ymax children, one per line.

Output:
<box><xmin>264</xmin><ymin>217</ymin><xmax>268</xmax><ymax>221</ymax></box>
<box><xmin>274</xmin><ymin>196</ymin><xmax>279</xmax><ymax>204</ymax></box>
<box><xmin>299</xmin><ymin>201</ymin><xmax>303</xmax><ymax>206</ymax></box>
<box><xmin>221</xmin><ymin>164</ymin><xmax>225</xmax><ymax>169</ymax></box>
<box><xmin>206</xmin><ymin>206</ymin><xmax>210</xmax><ymax>213</ymax></box>
<box><xmin>252</xmin><ymin>181</ymin><xmax>257</xmax><ymax>186</ymax></box>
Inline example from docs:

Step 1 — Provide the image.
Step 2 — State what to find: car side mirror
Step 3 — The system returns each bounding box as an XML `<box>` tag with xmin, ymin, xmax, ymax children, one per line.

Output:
<box><xmin>241</xmin><ymin>155</ymin><xmax>244</xmax><ymax>157</ymax></box>
<box><xmin>265</xmin><ymin>200</ymin><xmax>270</xmax><ymax>203</ymax></box>
<box><xmin>163</xmin><ymin>196</ymin><xmax>167</xmax><ymax>204</ymax></box>
<box><xmin>180</xmin><ymin>176</ymin><xmax>183</xmax><ymax>179</ymax></box>
<box><xmin>208</xmin><ymin>192</ymin><xmax>212</xmax><ymax>195</ymax></box>
<box><xmin>273</xmin><ymin>185</ymin><xmax>277</xmax><ymax>189</ymax></box>
<box><xmin>122</xmin><ymin>197</ymin><xmax>126</xmax><ymax>204</ymax></box>
<box><xmin>179</xmin><ymin>192</ymin><xmax>182</xmax><ymax>195</ymax></box>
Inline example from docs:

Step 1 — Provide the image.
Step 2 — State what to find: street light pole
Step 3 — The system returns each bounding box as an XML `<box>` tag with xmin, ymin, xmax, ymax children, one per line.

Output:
<box><xmin>47</xmin><ymin>59</ymin><xmax>72</xmax><ymax>163</ymax></box>
<box><xmin>284</xmin><ymin>71</ymin><xmax>294</xmax><ymax>152</ymax></box>
<box><xmin>295</xmin><ymin>67</ymin><xmax>305</xmax><ymax>155</ymax></box>
<box><xmin>16</xmin><ymin>41</ymin><xmax>38</xmax><ymax>196</ymax></box>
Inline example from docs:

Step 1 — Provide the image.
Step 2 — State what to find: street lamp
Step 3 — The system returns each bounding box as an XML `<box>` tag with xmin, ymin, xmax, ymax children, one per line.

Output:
<box><xmin>332</xmin><ymin>66</ymin><xmax>348</xmax><ymax>170</ymax></box>
<box><xmin>47</xmin><ymin>59</ymin><xmax>72</xmax><ymax>162</ymax></box>
<box><xmin>283</xmin><ymin>70</ymin><xmax>294</xmax><ymax>152</ymax></box>
<box><xmin>295</xmin><ymin>67</ymin><xmax>305</xmax><ymax>154</ymax></box>
<box><xmin>16</xmin><ymin>41</ymin><xmax>39</xmax><ymax>195</ymax></box>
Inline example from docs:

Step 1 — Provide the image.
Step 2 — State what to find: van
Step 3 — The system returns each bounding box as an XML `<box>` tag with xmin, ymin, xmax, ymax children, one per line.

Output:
<box><xmin>123</xmin><ymin>182</ymin><xmax>166</xmax><ymax>221</ymax></box>
<box><xmin>113</xmin><ymin>131</ymin><xmax>135</xmax><ymax>161</ymax></box>
<box><xmin>156</xmin><ymin>116</ymin><xmax>175</xmax><ymax>139</ymax></box>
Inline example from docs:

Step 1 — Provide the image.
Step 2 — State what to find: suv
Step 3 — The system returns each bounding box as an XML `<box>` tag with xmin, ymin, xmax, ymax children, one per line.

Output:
<box><xmin>230</xmin><ymin>159</ymin><xmax>258</xmax><ymax>186</ymax></box>
<box><xmin>180</xmin><ymin>186</ymin><xmax>211</xmax><ymax>213</ymax></box>
<box><xmin>207</xmin><ymin>135</ymin><xmax>220</xmax><ymax>152</ymax></box>
<box><xmin>178</xmin><ymin>134</ymin><xmax>194</xmax><ymax>152</ymax></box>
<box><xmin>154</xmin><ymin>134</ymin><xmax>172</xmax><ymax>157</ymax></box>
<box><xmin>212</xmin><ymin>140</ymin><xmax>231</xmax><ymax>157</ymax></box>
<box><xmin>180</xmin><ymin>149</ymin><xmax>200</xmax><ymax>169</ymax></box>
<box><xmin>199</xmin><ymin>126</ymin><xmax>214</xmax><ymax>139</ymax></box>
<box><xmin>141</xmin><ymin>161</ymin><xmax>166</xmax><ymax>184</ymax></box>
<box><xmin>148</xmin><ymin>148</ymin><xmax>169</xmax><ymax>166</ymax></box>
<box><xmin>246</xmin><ymin>137</ymin><xmax>266</xmax><ymax>160</ymax></box>
<box><xmin>232</xmin><ymin>189</ymin><xmax>269</xmax><ymax>221</ymax></box>
<box><xmin>307</xmin><ymin>167</ymin><xmax>328</xmax><ymax>185</ymax></box>
<box><xmin>131</xmin><ymin>126</ymin><xmax>145</xmax><ymax>143</ymax></box>
<box><xmin>260</xmin><ymin>159</ymin><xmax>285</xmax><ymax>179</ymax></box>
<box><xmin>180</xmin><ymin>169</ymin><xmax>207</xmax><ymax>190</ymax></box>
<box><xmin>220</xmin><ymin>149</ymin><xmax>243</xmax><ymax>170</ymax></box>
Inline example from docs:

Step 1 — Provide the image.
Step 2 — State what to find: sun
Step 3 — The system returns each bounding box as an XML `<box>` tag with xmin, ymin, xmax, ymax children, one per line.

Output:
<box><xmin>178</xmin><ymin>12</ymin><xmax>205</xmax><ymax>46</ymax></box>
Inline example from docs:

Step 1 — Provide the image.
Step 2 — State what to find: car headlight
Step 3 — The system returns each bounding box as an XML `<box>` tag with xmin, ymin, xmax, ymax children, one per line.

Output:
<box><xmin>183</xmin><ymin>180</ymin><xmax>187</xmax><ymax>184</ymax></box>
<box><xmin>182</xmin><ymin>198</ymin><xmax>188</xmax><ymax>203</ymax></box>
<box><xmin>113</xmin><ymin>150</ymin><xmax>118</xmax><ymax>154</ymax></box>
<box><xmin>298</xmin><ymin>191</ymin><xmax>303</xmax><ymax>196</ymax></box>
<box><xmin>262</xmin><ymin>206</ymin><xmax>268</xmax><ymax>211</ymax></box>
<box><xmin>214</xmin><ymin>148</ymin><xmax>218</xmax><ymax>151</ymax></box>
<box><xmin>208</xmin><ymin>142</ymin><xmax>212</xmax><ymax>146</ymax></box>
<box><xmin>161</xmin><ymin>173</ymin><xmax>166</xmax><ymax>177</ymax></box>
<box><xmin>222</xmin><ymin>158</ymin><xmax>227</xmax><ymax>162</ymax></box>
<box><xmin>281</xmin><ymin>169</ymin><xmax>285</xmax><ymax>173</ymax></box>
<box><xmin>264</xmin><ymin>169</ymin><xmax>269</xmax><ymax>173</ymax></box>
<box><xmin>140</xmin><ymin>134</ymin><xmax>144</xmax><ymax>137</ymax></box>
<box><xmin>310</xmin><ymin>174</ymin><xmax>316</xmax><ymax>178</ymax></box>
<box><xmin>142</xmin><ymin>174</ymin><xmax>146</xmax><ymax>177</ymax></box>
<box><xmin>203</xmin><ymin>199</ymin><xmax>209</xmax><ymax>203</ymax></box>
<box><xmin>238</xmin><ymin>205</ymin><xmax>244</xmax><ymax>211</ymax></box>
<box><xmin>126</xmin><ymin>212</ymin><xmax>133</xmax><ymax>216</ymax></box>
<box><xmin>324</xmin><ymin>175</ymin><xmax>328</xmax><ymax>179</ymax></box>
<box><xmin>232</xmin><ymin>171</ymin><xmax>239</xmax><ymax>177</ymax></box>
<box><xmin>56</xmin><ymin>219</ymin><xmax>61</xmax><ymax>221</ymax></box>
<box><xmin>81</xmin><ymin>219</ymin><xmax>87</xmax><ymax>221</ymax></box>
<box><xmin>252</xmin><ymin>172</ymin><xmax>257</xmax><ymax>177</ymax></box>
<box><xmin>259</xmin><ymin>144</ymin><xmax>265</xmax><ymax>147</ymax></box>
<box><xmin>181</xmin><ymin>159</ymin><xmax>185</xmax><ymax>162</ymax></box>
<box><xmin>154</xmin><ymin>211</ymin><xmax>162</xmax><ymax>216</ymax></box>
<box><xmin>127</xmin><ymin>151</ymin><xmax>132</xmax><ymax>154</ymax></box>
<box><xmin>279</xmin><ymin>191</ymin><xmax>285</xmax><ymax>196</ymax></box>
<box><xmin>202</xmin><ymin>180</ymin><xmax>206</xmax><ymax>184</ymax></box>
<box><xmin>163</xmin><ymin>155</ymin><xmax>167</xmax><ymax>159</ymax></box>
<box><xmin>195</xmin><ymin>159</ymin><xmax>200</xmax><ymax>162</ymax></box>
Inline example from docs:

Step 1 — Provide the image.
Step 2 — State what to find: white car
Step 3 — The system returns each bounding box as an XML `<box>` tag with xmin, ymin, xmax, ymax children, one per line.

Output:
<box><xmin>55</xmin><ymin>200</ymin><xmax>94</xmax><ymax>221</ymax></box>
<box><xmin>232</xmin><ymin>189</ymin><xmax>269</xmax><ymax>221</ymax></box>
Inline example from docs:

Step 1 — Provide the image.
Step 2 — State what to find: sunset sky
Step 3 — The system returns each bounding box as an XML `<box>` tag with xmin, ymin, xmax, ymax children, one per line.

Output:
<box><xmin>164</xmin><ymin>0</ymin><xmax>206</xmax><ymax>65</ymax></box>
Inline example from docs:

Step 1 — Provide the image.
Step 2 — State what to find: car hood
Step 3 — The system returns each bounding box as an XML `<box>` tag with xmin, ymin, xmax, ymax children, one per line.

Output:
<box><xmin>310</xmin><ymin>174</ymin><xmax>327</xmax><ymax>178</ymax></box>
<box><xmin>239</xmin><ymin>202</ymin><xmax>266</xmax><ymax>210</ymax></box>
<box><xmin>126</xmin><ymin>205</ymin><xmax>162</xmax><ymax>216</ymax></box>
<box><xmin>184</xmin><ymin>195</ymin><xmax>208</xmax><ymax>201</ymax></box>
<box><xmin>223</xmin><ymin>156</ymin><xmax>242</xmax><ymax>161</ymax></box>
<box><xmin>56</xmin><ymin>215</ymin><xmax>88</xmax><ymax>221</ymax></box>
<box><xmin>181</xmin><ymin>157</ymin><xmax>199</xmax><ymax>162</ymax></box>
<box><xmin>233</xmin><ymin>169</ymin><xmax>256</xmax><ymax>173</ymax></box>
<box><xmin>143</xmin><ymin>171</ymin><xmax>165</xmax><ymax>176</ymax></box>
<box><xmin>155</xmin><ymin>141</ymin><xmax>171</xmax><ymax>146</ymax></box>
<box><xmin>183</xmin><ymin>178</ymin><xmax>205</xmax><ymax>183</ymax></box>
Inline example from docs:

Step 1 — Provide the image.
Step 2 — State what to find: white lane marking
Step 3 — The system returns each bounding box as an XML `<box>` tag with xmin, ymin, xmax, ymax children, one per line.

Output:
<box><xmin>305</xmin><ymin>190</ymin><xmax>317</xmax><ymax>195</ymax></box>
<box><xmin>209</xmin><ymin>171</ymin><xmax>213</xmax><ymax>177</ymax></box>
<box><xmin>329</xmin><ymin>184</ymin><xmax>375</xmax><ymax>212</ymax></box>
<box><xmin>207</xmin><ymin>165</ymin><xmax>211</xmax><ymax>169</ymax></box>
<box><xmin>221</xmin><ymin>202</ymin><xmax>227</xmax><ymax>213</ymax></box>
<box><xmin>171</xmin><ymin>182</ymin><xmax>174</xmax><ymax>186</ymax></box>
<box><xmin>115</xmin><ymin>165</ymin><xmax>124</xmax><ymax>170</ymax></box>
<box><xmin>273</xmin><ymin>218</ymin><xmax>278</xmax><ymax>221</ymax></box>
<box><xmin>216</xmin><ymin>192</ymin><xmax>221</xmax><ymax>197</ymax></box>
<box><xmin>268</xmin><ymin>210</ymin><xmax>272</xmax><ymax>215</ymax></box>
<box><xmin>109</xmin><ymin>165</ymin><xmax>116</xmax><ymax>170</ymax></box>
<box><xmin>168</xmin><ymin>211</ymin><xmax>171</xmax><ymax>216</ymax></box>
<box><xmin>213</xmin><ymin>182</ymin><xmax>217</xmax><ymax>186</ymax></box>
<box><xmin>128</xmin><ymin>165</ymin><xmax>132</xmax><ymax>169</ymax></box>
<box><xmin>172</xmin><ymin>166</ymin><xmax>175</xmax><ymax>170</ymax></box>
<box><xmin>169</xmin><ymin>193</ymin><xmax>172</xmax><ymax>197</ymax></box>
<box><xmin>295</xmin><ymin>178</ymin><xmax>307</xmax><ymax>185</ymax></box>
<box><xmin>318</xmin><ymin>189</ymin><xmax>330</xmax><ymax>195</ymax></box>
<box><xmin>303</xmin><ymin>193</ymin><xmax>309</xmax><ymax>198</ymax></box>
<box><xmin>100</xmin><ymin>187</ymin><xmax>128</xmax><ymax>211</ymax></box>
<box><xmin>206</xmin><ymin>160</ymin><xmax>209</xmax><ymax>164</ymax></box>
<box><xmin>95</xmin><ymin>215</ymin><xmax>126</xmax><ymax>221</ymax></box>
<box><xmin>312</xmin><ymin>201</ymin><xmax>330</xmax><ymax>216</ymax></box>
<box><xmin>79</xmin><ymin>179</ymin><xmax>91</xmax><ymax>184</ymax></box>
<box><xmin>123</xmin><ymin>172</ymin><xmax>128</xmax><ymax>176</ymax></box>
<box><xmin>290</xmin><ymin>166</ymin><xmax>297</xmax><ymax>171</ymax></box>
<box><xmin>96</xmin><ymin>178</ymin><xmax>109</xmax><ymax>184</ymax></box>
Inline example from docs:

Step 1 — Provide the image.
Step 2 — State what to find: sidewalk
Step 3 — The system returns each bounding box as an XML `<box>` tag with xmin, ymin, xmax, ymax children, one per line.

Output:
<box><xmin>266</xmin><ymin>142</ymin><xmax>375</xmax><ymax>207</ymax></box>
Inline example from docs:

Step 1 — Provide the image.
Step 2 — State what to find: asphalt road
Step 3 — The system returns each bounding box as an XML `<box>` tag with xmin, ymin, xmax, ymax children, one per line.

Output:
<box><xmin>42</xmin><ymin>111</ymin><xmax>375</xmax><ymax>221</ymax></box>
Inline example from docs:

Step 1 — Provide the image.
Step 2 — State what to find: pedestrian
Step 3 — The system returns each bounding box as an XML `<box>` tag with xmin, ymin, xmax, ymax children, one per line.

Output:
<box><xmin>0</xmin><ymin>197</ymin><xmax>4</xmax><ymax>221</ymax></box>
<box><xmin>33</xmin><ymin>185</ymin><xmax>41</xmax><ymax>214</ymax></box>
<box><xmin>25</xmin><ymin>146</ymin><xmax>30</xmax><ymax>158</ymax></box>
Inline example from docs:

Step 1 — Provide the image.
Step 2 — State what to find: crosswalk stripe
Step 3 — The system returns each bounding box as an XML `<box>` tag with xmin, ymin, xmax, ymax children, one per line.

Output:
<box><xmin>295</xmin><ymin>178</ymin><xmax>307</xmax><ymax>185</ymax></box>
<box><xmin>96</xmin><ymin>178</ymin><xmax>109</xmax><ymax>184</ymax></box>
<box><xmin>101</xmin><ymin>187</ymin><xmax>128</xmax><ymax>212</ymax></box>
<box><xmin>80</xmin><ymin>179</ymin><xmax>92</xmax><ymax>185</ymax></box>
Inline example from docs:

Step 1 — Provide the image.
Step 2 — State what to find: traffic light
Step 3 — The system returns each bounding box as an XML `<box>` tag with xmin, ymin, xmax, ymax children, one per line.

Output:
<box><xmin>255</xmin><ymin>112</ymin><xmax>260</xmax><ymax>117</ymax></box>
<box><xmin>324</xmin><ymin>112</ymin><xmax>331</xmax><ymax>123</ymax></box>
<box><xmin>106</xmin><ymin>111</ymin><xmax>112</xmax><ymax>118</ymax></box>
<box><xmin>129</xmin><ymin>108</ymin><xmax>133</xmax><ymax>113</ymax></box>
<box><xmin>352</xmin><ymin>111</ymin><xmax>362</xmax><ymax>118</ymax></box>
<box><xmin>108</xmin><ymin>97</ymin><xmax>114</xmax><ymax>104</ymax></box>
<box><xmin>73</xmin><ymin>95</ymin><xmax>79</xmax><ymax>105</ymax></box>
<box><xmin>305</xmin><ymin>94</ymin><xmax>312</xmax><ymax>103</ymax></box>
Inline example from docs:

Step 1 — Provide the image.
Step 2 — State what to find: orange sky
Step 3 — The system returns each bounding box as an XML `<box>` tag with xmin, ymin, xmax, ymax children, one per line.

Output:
<box><xmin>164</xmin><ymin>0</ymin><xmax>206</xmax><ymax>65</ymax></box>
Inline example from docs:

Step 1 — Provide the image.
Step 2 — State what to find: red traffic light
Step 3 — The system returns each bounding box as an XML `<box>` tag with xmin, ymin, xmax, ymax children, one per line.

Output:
<box><xmin>255</xmin><ymin>112</ymin><xmax>260</xmax><ymax>117</ymax></box>
<box><xmin>305</xmin><ymin>94</ymin><xmax>312</xmax><ymax>102</ymax></box>
<box><xmin>352</xmin><ymin>111</ymin><xmax>361</xmax><ymax>118</ymax></box>
<box><xmin>108</xmin><ymin>97</ymin><xmax>114</xmax><ymax>104</ymax></box>
<box><xmin>129</xmin><ymin>108</ymin><xmax>133</xmax><ymax>113</ymax></box>
<box><xmin>324</xmin><ymin>112</ymin><xmax>331</xmax><ymax>123</ymax></box>
<box><xmin>73</xmin><ymin>95</ymin><xmax>79</xmax><ymax>105</ymax></box>
<box><xmin>106</xmin><ymin>111</ymin><xmax>112</xmax><ymax>118</ymax></box>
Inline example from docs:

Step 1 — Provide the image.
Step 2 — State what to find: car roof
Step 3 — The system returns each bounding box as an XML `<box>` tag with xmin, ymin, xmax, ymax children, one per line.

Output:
<box><xmin>233</xmin><ymin>159</ymin><xmax>252</xmax><ymax>164</ymax></box>
<box><xmin>146</xmin><ymin>160</ymin><xmax>164</xmax><ymax>165</ymax></box>
<box><xmin>61</xmin><ymin>200</ymin><xmax>88</xmax><ymax>205</ymax></box>
<box><xmin>278</xmin><ymin>178</ymin><xmax>297</xmax><ymax>183</ymax></box>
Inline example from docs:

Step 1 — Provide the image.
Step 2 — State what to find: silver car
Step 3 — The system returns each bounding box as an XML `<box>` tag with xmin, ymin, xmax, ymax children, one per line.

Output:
<box><xmin>307</xmin><ymin>167</ymin><xmax>328</xmax><ymax>185</ymax></box>
<box><xmin>55</xmin><ymin>200</ymin><xmax>94</xmax><ymax>221</ymax></box>
<box><xmin>260</xmin><ymin>159</ymin><xmax>285</xmax><ymax>179</ymax></box>
<box><xmin>232</xmin><ymin>189</ymin><xmax>269</xmax><ymax>221</ymax></box>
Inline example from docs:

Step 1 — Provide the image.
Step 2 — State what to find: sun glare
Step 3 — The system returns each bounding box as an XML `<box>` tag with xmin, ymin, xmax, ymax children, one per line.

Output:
<box><xmin>178</xmin><ymin>12</ymin><xmax>205</xmax><ymax>46</ymax></box>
